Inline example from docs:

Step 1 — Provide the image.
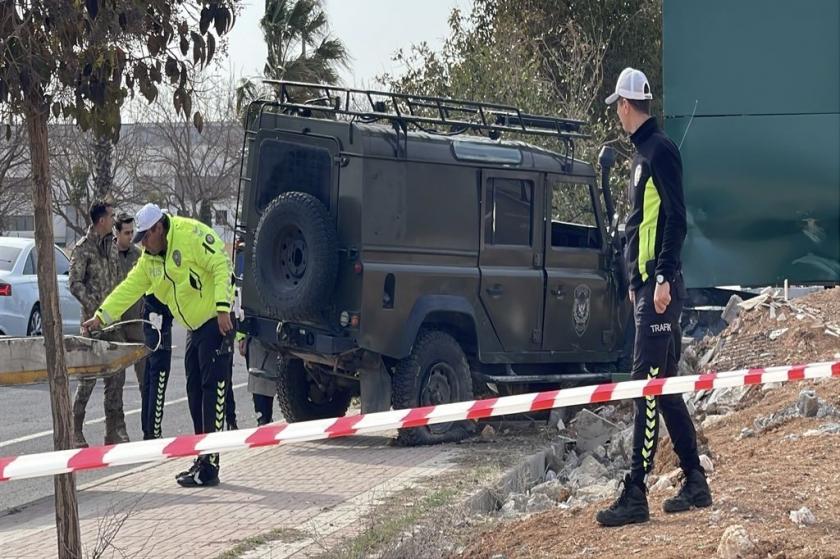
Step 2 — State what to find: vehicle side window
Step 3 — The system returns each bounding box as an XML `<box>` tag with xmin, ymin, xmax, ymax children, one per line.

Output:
<box><xmin>54</xmin><ymin>247</ymin><xmax>70</xmax><ymax>275</ymax></box>
<box><xmin>23</xmin><ymin>253</ymin><xmax>35</xmax><ymax>275</ymax></box>
<box><xmin>550</xmin><ymin>183</ymin><xmax>602</xmax><ymax>249</ymax></box>
<box><xmin>485</xmin><ymin>178</ymin><xmax>533</xmax><ymax>246</ymax></box>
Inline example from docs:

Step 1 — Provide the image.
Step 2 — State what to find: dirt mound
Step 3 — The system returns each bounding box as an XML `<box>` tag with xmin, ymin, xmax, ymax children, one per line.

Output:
<box><xmin>456</xmin><ymin>378</ymin><xmax>840</xmax><ymax>559</ymax></box>
<box><xmin>455</xmin><ymin>289</ymin><xmax>840</xmax><ymax>559</ymax></box>
<box><xmin>698</xmin><ymin>288</ymin><xmax>840</xmax><ymax>372</ymax></box>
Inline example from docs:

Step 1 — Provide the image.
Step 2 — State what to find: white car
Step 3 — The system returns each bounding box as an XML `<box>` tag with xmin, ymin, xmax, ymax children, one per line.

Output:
<box><xmin>0</xmin><ymin>237</ymin><xmax>82</xmax><ymax>336</ymax></box>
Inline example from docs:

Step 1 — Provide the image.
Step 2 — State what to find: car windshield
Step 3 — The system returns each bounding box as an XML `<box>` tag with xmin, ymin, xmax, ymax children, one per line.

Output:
<box><xmin>0</xmin><ymin>245</ymin><xmax>22</xmax><ymax>271</ymax></box>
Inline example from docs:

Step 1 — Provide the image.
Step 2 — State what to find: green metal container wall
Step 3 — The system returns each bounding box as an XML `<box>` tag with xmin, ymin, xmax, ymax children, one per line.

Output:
<box><xmin>663</xmin><ymin>0</ymin><xmax>840</xmax><ymax>288</ymax></box>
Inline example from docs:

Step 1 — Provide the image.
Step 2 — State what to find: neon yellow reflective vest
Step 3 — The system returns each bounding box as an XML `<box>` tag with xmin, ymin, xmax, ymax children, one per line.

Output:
<box><xmin>96</xmin><ymin>216</ymin><xmax>234</xmax><ymax>331</ymax></box>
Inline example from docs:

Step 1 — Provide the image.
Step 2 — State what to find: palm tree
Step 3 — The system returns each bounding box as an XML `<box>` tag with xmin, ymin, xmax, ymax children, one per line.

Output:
<box><xmin>237</xmin><ymin>0</ymin><xmax>349</xmax><ymax>111</ymax></box>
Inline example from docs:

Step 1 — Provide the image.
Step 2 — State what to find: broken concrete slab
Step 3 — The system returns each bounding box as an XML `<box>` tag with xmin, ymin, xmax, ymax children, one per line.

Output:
<box><xmin>798</xmin><ymin>389</ymin><xmax>819</xmax><ymax>418</ymax></box>
<box><xmin>570</xmin><ymin>409</ymin><xmax>620</xmax><ymax>453</ymax></box>
<box><xmin>722</xmin><ymin>295</ymin><xmax>743</xmax><ymax>325</ymax></box>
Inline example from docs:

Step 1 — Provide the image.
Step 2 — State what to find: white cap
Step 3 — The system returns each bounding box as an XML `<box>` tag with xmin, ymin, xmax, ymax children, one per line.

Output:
<box><xmin>605</xmin><ymin>67</ymin><xmax>653</xmax><ymax>104</ymax></box>
<box><xmin>132</xmin><ymin>203</ymin><xmax>164</xmax><ymax>243</ymax></box>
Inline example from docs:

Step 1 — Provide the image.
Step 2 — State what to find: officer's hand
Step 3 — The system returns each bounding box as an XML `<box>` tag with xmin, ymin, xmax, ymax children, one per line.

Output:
<box><xmin>217</xmin><ymin>312</ymin><xmax>234</xmax><ymax>336</ymax></box>
<box><xmin>238</xmin><ymin>338</ymin><xmax>247</xmax><ymax>356</ymax></box>
<box><xmin>82</xmin><ymin>316</ymin><xmax>103</xmax><ymax>335</ymax></box>
<box><xmin>654</xmin><ymin>281</ymin><xmax>671</xmax><ymax>314</ymax></box>
<box><xmin>628</xmin><ymin>289</ymin><xmax>635</xmax><ymax>306</ymax></box>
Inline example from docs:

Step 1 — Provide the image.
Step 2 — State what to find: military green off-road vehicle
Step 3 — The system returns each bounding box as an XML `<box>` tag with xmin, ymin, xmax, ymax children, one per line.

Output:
<box><xmin>237</xmin><ymin>82</ymin><xmax>632</xmax><ymax>445</ymax></box>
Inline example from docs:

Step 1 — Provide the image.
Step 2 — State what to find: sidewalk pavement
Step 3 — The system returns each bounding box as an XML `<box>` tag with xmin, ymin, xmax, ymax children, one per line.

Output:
<box><xmin>0</xmin><ymin>433</ymin><xmax>456</xmax><ymax>559</ymax></box>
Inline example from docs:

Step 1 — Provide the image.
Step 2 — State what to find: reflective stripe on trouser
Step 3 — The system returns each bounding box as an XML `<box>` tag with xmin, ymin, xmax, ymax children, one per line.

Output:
<box><xmin>185</xmin><ymin>319</ymin><xmax>232</xmax><ymax>468</ymax></box>
<box><xmin>141</xmin><ymin>296</ymin><xmax>173</xmax><ymax>440</ymax></box>
<box><xmin>629</xmin><ymin>281</ymin><xmax>701</xmax><ymax>484</ymax></box>
<box><xmin>142</xmin><ymin>362</ymin><xmax>171</xmax><ymax>439</ymax></box>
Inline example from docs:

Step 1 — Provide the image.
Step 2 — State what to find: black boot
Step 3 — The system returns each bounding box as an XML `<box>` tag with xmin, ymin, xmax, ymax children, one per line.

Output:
<box><xmin>176</xmin><ymin>456</ymin><xmax>219</xmax><ymax>487</ymax></box>
<box><xmin>596</xmin><ymin>475</ymin><xmax>650</xmax><ymax>527</ymax></box>
<box><xmin>175</xmin><ymin>458</ymin><xmax>201</xmax><ymax>481</ymax></box>
<box><xmin>663</xmin><ymin>468</ymin><xmax>712</xmax><ymax>513</ymax></box>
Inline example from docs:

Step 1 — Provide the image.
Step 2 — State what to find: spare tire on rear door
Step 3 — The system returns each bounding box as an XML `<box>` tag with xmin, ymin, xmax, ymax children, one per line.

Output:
<box><xmin>252</xmin><ymin>191</ymin><xmax>338</xmax><ymax>322</ymax></box>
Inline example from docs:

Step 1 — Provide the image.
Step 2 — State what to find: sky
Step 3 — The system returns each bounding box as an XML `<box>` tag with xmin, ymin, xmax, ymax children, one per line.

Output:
<box><xmin>221</xmin><ymin>0</ymin><xmax>471</xmax><ymax>87</ymax></box>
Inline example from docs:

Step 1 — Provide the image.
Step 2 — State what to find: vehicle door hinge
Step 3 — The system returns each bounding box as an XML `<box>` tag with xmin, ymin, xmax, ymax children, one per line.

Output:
<box><xmin>533</xmin><ymin>253</ymin><xmax>543</xmax><ymax>267</ymax></box>
<box><xmin>531</xmin><ymin>328</ymin><xmax>542</xmax><ymax>344</ymax></box>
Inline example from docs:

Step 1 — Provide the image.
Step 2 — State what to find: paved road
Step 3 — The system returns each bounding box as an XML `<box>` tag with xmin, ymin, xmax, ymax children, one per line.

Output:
<box><xmin>0</xmin><ymin>326</ymin><xmax>257</xmax><ymax>514</ymax></box>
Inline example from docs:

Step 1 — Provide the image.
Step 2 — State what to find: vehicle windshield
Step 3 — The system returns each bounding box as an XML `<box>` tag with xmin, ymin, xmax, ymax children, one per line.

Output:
<box><xmin>0</xmin><ymin>245</ymin><xmax>22</xmax><ymax>271</ymax></box>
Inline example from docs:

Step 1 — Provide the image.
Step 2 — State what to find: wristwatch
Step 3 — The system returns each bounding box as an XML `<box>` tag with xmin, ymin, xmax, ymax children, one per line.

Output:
<box><xmin>655</xmin><ymin>274</ymin><xmax>666</xmax><ymax>285</ymax></box>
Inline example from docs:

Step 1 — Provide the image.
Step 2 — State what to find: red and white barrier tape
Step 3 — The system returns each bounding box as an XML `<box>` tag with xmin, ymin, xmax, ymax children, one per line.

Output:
<box><xmin>1</xmin><ymin>361</ymin><xmax>838</xmax><ymax>482</ymax></box>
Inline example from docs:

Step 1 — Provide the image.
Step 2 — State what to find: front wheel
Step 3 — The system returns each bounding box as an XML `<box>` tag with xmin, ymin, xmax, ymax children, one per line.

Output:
<box><xmin>392</xmin><ymin>329</ymin><xmax>474</xmax><ymax>446</ymax></box>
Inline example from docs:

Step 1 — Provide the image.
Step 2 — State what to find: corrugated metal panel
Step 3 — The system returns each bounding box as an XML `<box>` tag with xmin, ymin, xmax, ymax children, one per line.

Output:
<box><xmin>663</xmin><ymin>0</ymin><xmax>840</xmax><ymax>117</ymax></box>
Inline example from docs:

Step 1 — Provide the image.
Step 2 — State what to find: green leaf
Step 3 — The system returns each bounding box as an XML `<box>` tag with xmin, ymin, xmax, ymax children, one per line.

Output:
<box><xmin>148</xmin><ymin>35</ymin><xmax>159</xmax><ymax>57</ymax></box>
<box><xmin>193</xmin><ymin>111</ymin><xmax>204</xmax><ymax>134</ymax></box>
<box><xmin>214</xmin><ymin>8</ymin><xmax>228</xmax><ymax>36</ymax></box>
<box><xmin>191</xmin><ymin>31</ymin><xmax>205</xmax><ymax>66</ymax></box>
<box><xmin>150</xmin><ymin>62</ymin><xmax>162</xmax><ymax>83</ymax></box>
<box><xmin>183</xmin><ymin>91</ymin><xmax>192</xmax><ymax>119</ymax></box>
<box><xmin>206</xmin><ymin>33</ymin><xmax>216</xmax><ymax>66</ymax></box>
<box><xmin>165</xmin><ymin>56</ymin><xmax>179</xmax><ymax>81</ymax></box>
<box><xmin>200</xmin><ymin>6</ymin><xmax>213</xmax><ymax>35</ymax></box>
<box><xmin>180</xmin><ymin>35</ymin><xmax>189</xmax><ymax>57</ymax></box>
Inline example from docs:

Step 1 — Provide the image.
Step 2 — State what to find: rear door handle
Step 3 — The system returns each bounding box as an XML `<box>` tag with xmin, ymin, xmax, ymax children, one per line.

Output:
<box><xmin>485</xmin><ymin>284</ymin><xmax>504</xmax><ymax>297</ymax></box>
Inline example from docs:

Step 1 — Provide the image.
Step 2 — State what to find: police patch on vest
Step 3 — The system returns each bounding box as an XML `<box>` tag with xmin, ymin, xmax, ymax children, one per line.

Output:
<box><xmin>205</xmin><ymin>234</ymin><xmax>215</xmax><ymax>245</ymax></box>
<box><xmin>172</xmin><ymin>250</ymin><xmax>182</xmax><ymax>266</ymax></box>
<box><xmin>634</xmin><ymin>164</ymin><xmax>643</xmax><ymax>187</ymax></box>
<box><xmin>650</xmin><ymin>322</ymin><xmax>672</xmax><ymax>334</ymax></box>
<box><xmin>573</xmin><ymin>284</ymin><xmax>591</xmax><ymax>337</ymax></box>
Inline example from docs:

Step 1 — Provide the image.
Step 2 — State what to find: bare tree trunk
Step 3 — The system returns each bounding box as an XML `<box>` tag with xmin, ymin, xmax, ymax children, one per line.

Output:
<box><xmin>25</xmin><ymin>101</ymin><xmax>82</xmax><ymax>559</ymax></box>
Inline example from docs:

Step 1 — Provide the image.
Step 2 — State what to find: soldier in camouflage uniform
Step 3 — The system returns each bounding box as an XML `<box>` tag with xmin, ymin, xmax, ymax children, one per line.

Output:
<box><xmin>114</xmin><ymin>214</ymin><xmax>146</xmax><ymax>392</ymax></box>
<box><xmin>69</xmin><ymin>201</ymin><xmax>129</xmax><ymax>448</ymax></box>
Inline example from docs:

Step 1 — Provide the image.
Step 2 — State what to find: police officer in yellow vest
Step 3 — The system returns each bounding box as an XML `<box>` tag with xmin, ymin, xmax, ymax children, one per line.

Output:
<box><xmin>84</xmin><ymin>203</ymin><xmax>234</xmax><ymax>487</ymax></box>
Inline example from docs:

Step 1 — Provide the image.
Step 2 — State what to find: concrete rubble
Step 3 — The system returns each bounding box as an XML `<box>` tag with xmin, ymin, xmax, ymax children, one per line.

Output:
<box><xmin>788</xmin><ymin>506</ymin><xmax>816</xmax><ymax>527</ymax></box>
<box><xmin>717</xmin><ymin>525</ymin><xmax>758</xmax><ymax>559</ymax></box>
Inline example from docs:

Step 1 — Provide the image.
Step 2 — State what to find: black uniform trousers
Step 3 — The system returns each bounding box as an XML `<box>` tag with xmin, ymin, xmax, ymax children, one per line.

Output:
<box><xmin>141</xmin><ymin>295</ymin><xmax>173</xmax><ymax>440</ymax></box>
<box><xmin>629</xmin><ymin>274</ymin><xmax>701</xmax><ymax>485</ymax></box>
<box><xmin>185</xmin><ymin>317</ymin><xmax>232</xmax><ymax>467</ymax></box>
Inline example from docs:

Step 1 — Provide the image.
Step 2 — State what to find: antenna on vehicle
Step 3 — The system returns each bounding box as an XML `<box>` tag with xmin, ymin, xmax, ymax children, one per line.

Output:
<box><xmin>678</xmin><ymin>99</ymin><xmax>699</xmax><ymax>150</ymax></box>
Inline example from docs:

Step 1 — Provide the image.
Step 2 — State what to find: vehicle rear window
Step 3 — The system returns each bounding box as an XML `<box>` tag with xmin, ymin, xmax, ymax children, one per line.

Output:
<box><xmin>0</xmin><ymin>246</ymin><xmax>21</xmax><ymax>271</ymax></box>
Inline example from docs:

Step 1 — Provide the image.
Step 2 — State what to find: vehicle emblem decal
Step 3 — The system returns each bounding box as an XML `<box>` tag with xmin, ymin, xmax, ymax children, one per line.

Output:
<box><xmin>634</xmin><ymin>164</ymin><xmax>643</xmax><ymax>187</ymax></box>
<box><xmin>573</xmin><ymin>284</ymin><xmax>591</xmax><ymax>337</ymax></box>
<box><xmin>173</xmin><ymin>250</ymin><xmax>182</xmax><ymax>266</ymax></box>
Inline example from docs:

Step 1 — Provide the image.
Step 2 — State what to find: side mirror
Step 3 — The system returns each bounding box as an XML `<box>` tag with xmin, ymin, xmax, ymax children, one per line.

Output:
<box><xmin>598</xmin><ymin>145</ymin><xmax>618</xmax><ymax>170</ymax></box>
<box><xmin>598</xmin><ymin>145</ymin><xmax>619</xmax><ymax>237</ymax></box>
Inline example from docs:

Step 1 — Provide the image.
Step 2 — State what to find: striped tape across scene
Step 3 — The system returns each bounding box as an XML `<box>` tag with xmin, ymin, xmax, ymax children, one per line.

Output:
<box><xmin>1</xmin><ymin>361</ymin><xmax>838</xmax><ymax>483</ymax></box>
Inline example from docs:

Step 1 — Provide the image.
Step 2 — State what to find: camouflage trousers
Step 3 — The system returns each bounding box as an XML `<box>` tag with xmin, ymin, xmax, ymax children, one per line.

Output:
<box><xmin>72</xmin><ymin>329</ymin><xmax>128</xmax><ymax>431</ymax></box>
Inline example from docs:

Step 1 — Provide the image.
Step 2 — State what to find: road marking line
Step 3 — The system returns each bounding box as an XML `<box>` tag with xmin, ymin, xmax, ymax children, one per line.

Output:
<box><xmin>0</xmin><ymin>382</ymin><xmax>247</xmax><ymax>449</ymax></box>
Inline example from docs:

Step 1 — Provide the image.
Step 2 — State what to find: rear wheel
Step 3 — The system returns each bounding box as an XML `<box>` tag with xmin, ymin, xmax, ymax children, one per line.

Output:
<box><xmin>276</xmin><ymin>357</ymin><xmax>353</xmax><ymax>422</ymax></box>
<box><xmin>392</xmin><ymin>329</ymin><xmax>474</xmax><ymax>446</ymax></box>
<box><xmin>27</xmin><ymin>304</ymin><xmax>42</xmax><ymax>336</ymax></box>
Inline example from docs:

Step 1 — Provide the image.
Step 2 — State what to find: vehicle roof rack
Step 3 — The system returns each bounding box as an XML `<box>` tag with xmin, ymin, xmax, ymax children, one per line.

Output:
<box><xmin>253</xmin><ymin>80</ymin><xmax>588</xmax><ymax>166</ymax></box>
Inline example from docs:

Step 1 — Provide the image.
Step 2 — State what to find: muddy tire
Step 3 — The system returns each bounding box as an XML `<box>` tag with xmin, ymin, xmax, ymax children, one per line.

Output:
<box><xmin>392</xmin><ymin>329</ymin><xmax>474</xmax><ymax>446</ymax></box>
